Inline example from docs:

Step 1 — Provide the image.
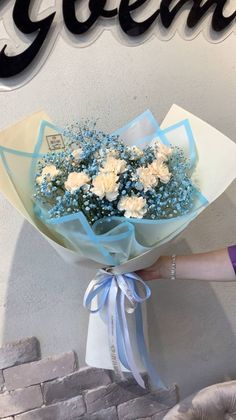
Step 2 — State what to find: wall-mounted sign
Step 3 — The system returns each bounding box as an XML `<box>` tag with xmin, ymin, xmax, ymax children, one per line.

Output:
<box><xmin>0</xmin><ymin>0</ymin><xmax>235</xmax><ymax>90</ymax></box>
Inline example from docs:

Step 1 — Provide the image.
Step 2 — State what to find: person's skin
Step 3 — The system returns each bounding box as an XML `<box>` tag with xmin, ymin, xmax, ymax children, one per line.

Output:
<box><xmin>137</xmin><ymin>248</ymin><xmax>236</xmax><ymax>282</ymax></box>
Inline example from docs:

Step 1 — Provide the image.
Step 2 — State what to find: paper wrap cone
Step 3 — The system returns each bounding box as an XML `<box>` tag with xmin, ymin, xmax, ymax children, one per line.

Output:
<box><xmin>85</xmin><ymin>243</ymin><xmax>169</xmax><ymax>371</ymax></box>
<box><xmin>1</xmin><ymin>105</ymin><xmax>235</xmax><ymax>267</ymax></box>
<box><xmin>85</xmin><ymin>105</ymin><xmax>236</xmax><ymax>370</ymax></box>
<box><xmin>86</xmin><ymin>292</ymin><xmax>149</xmax><ymax>372</ymax></box>
<box><xmin>1</xmin><ymin>106</ymin><xmax>236</xmax><ymax>376</ymax></box>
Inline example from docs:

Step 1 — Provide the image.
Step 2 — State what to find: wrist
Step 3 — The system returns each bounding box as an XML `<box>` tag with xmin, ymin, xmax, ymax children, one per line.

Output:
<box><xmin>159</xmin><ymin>256</ymin><xmax>173</xmax><ymax>279</ymax></box>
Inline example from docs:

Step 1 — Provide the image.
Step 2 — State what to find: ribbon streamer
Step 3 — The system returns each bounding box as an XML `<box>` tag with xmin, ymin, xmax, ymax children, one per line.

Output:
<box><xmin>84</xmin><ymin>269</ymin><xmax>166</xmax><ymax>389</ymax></box>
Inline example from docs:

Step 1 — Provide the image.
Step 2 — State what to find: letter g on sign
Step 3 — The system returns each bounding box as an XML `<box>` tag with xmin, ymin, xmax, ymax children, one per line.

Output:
<box><xmin>0</xmin><ymin>0</ymin><xmax>56</xmax><ymax>78</ymax></box>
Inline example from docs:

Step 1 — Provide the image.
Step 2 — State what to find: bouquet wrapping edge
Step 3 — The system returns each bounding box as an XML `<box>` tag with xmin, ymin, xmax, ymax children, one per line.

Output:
<box><xmin>1</xmin><ymin>105</ymin><xmax>236</xmax><ymax>389</ymax></box>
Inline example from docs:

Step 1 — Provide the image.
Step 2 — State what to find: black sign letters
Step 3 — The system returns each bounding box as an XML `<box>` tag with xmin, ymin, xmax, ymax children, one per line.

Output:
<box><xmin>0</xmin><ymin>0</ymin><xmax>235</xmax><ymax>79</ymax></box>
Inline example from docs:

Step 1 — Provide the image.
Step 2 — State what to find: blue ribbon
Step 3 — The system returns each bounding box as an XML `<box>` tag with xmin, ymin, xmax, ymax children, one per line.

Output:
<box><xmin>84</xmin><ymin>269</ymin><xmax>166</xmax><ymax>389</ymax></box>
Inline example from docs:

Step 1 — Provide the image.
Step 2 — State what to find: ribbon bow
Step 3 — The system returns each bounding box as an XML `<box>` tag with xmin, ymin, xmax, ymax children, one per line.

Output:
<box><xmin>84</xmin><ymin>269</ymin><xmax>165</xmax><ymax>389</ymax></box>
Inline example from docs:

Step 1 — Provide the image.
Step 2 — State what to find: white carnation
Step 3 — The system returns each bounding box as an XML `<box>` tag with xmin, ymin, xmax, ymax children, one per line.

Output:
<box><xmin>118</xmin><ymin>196</ymin><xmax>147</xmax><ymax>219</ymax></box>
<box><xmin>128</xmin><ymin>146</ymin><xmax>144</xmax><ymax>160</ymax></box>
<box><xmin>36</xmin><ymin>165</ymin><xmax>61</xmax><ymax>185</ymax></box>
<box><xmin>152</xmin><ymin>139</ymin><xmax>172</xmax><ymax>161</ymax></box>
<box><xmin>71</xmin><ymin>148</ymin><xmax>83</xmax><ymax>161</ymax></box>
<box><xmin>136</xmin><ymin>166</ymin><xmax>159</xmax><ymax>191</ymax></box>
<box><xmin>150</xmin><ymin>160</ymin><xmax>171</xmax><ymax>184</ymax></box>
<box><xmin>101</xmin><ymin>156</ymin><xmax>127</xmax><ymax>175</ymax></box>
<box><xmin>65</xmin><ymin>172</ymin><xmax>90</xmax><ymax>193</ymax></box>
<box><xmin>91</xmin><ymin>172</ymin><xmax>120</xmax><ymax>202</ymax></box>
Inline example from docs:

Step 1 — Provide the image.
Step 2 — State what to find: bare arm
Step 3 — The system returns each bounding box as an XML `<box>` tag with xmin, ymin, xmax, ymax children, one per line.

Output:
<box><xmin>138</xmin><ymin>248</ymin><xmax>236</xmax><ymax>282</ymax></box>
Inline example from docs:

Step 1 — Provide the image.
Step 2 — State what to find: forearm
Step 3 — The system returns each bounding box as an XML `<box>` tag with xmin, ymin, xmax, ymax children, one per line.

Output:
<box><xmin>161</xmin><ymin>248</ymin><xmax>236</xmax><ymax>281</ymax></box>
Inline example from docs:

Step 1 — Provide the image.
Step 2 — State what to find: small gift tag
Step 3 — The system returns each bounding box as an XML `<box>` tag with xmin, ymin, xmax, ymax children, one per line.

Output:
<box><xmin>36</xmin><ymin>121</ymin><xmax>66</xmax><ymax>154</ymax></box>
<box><xmin>46</xmin><ymin>134</ymin><xmax>65</xmax><ymax>151</ymax></box>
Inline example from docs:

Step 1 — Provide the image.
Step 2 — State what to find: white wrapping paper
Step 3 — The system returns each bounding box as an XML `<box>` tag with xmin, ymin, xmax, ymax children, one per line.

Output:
<box><xmin>85</xmin><ymin>105</ymin><xmax>236</xmax><ymax>370</ymax></box>
<box><xmin>1</xmin><ymin>105</ymin><xmax>236</xmax><ymax>374</ymax></box>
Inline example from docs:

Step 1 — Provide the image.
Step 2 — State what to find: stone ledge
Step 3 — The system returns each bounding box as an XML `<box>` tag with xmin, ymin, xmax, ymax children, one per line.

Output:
<box><xmin>0</xmin><ymin>337</ymin><xmax>178</xmax><ymax>420</ymax></box>
<box><xmin>0</xmin><ymin>337</ymin><xmax>40</xmax><ymax>370</ymax></box>
<box><xmin>0</xmin><ymin>417</ymin><xmax>13</xmax><ymax>420</ymax></box>
<box><xmin>79</xmin><ymin>406</ymin><xmax>118</xmax><ymax>420</ymax></box>
<box><xmin>43</xmin><ymin>367</ymin><xmax>112</xmax><ymax>405</ymax></box>
<box><xmin>0</xmin><ymin>385</ymin><xmax>43</xmax><ymax>418</ymax></box>
<box><xmin>15</xmin><ymin>395</ymin><xmax>85</xmax><ymax>420</ymax></box>
<box><xmin>0</xmin><ymin>369</ymin><xmax>4</xmax><ymax>391</ymax></box>
<box><xmin>4</xmin><ymin>351</ymin><xmax>77</xmax><ymax>390</ymax></box>
<box><xmin>117</xmin><ymin>386</ymin><xmax>178</xmax><ymax>420</ymax></box>
<box><xmin>85</xmin><ymin>377</ymin><xmax>149</xmax><ymax>414</ymax></box>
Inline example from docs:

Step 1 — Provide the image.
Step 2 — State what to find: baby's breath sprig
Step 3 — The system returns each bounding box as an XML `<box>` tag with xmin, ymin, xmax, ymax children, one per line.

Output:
<box><xmin>33</xmin><ymin>122</ymin><xmax>197</xmax><ymax>225</ymax></box>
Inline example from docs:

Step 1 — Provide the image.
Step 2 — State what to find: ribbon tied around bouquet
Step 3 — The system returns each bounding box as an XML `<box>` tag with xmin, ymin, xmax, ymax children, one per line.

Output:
<box><xmin>84</xmin><ymin>269</ymin><xmax>165</xmax><ymax>389</ymax></box>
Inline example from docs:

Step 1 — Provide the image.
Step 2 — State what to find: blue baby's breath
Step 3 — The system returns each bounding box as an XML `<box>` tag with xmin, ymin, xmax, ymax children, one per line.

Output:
<box><xmin>34</xmin><ymin>121</ymin><xmax>197</xmax><ymax>224</ymax></box>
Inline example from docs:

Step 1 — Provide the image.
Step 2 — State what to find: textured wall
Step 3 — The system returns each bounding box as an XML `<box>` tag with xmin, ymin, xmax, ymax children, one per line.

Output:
<box><xmin>0</xmin><ymin>21</ymin><xmax>236</xmax><ymax>399</ymax></box>
<box><xmin>0</xmin><ymin>337</ymin><xmax>178</xmax><ymax>419</ymax></box>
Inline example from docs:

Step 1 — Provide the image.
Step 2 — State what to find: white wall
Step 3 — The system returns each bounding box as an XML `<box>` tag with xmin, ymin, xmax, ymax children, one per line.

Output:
<box><xmin>0</xmin><ymin>28</ymin><xmax>236</xmax><ymax>398</ymax></box>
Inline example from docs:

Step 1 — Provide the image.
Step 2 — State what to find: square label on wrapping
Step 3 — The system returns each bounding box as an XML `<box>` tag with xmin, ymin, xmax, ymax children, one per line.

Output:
<box><xmin>46</xmin><ymin>134</ymin><xmax>65</xmax><ymax>151</ymax></box>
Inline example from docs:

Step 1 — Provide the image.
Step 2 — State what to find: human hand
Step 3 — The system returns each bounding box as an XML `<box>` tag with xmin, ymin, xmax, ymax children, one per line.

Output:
<box><xmin>138</xmin><ymin>249</ymin><xmax>236</xmax><ymax>282</ymax></box>
<box><xmin>137</xmin><ymin>256</ymin><xmax>171</xmax><ymax>281</ymax></box>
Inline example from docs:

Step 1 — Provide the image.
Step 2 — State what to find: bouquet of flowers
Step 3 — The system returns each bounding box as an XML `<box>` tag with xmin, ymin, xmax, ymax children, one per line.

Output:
<box><xmin>35</xmin><ymin>131</ymin><xmax>194</xmax><ymax>224</ymax></box>
<box><xmin>1</xmin><ymin>105</ymin><xmax>236</xmax><ymax>389</ymax></box>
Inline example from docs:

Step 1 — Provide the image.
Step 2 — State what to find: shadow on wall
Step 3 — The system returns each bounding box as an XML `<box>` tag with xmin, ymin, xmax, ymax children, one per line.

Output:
<box><xmin>147</xmin><ymin>186</ymin><xmax>236</xmax><ymax>399</ymax></box>
<box><xmin>2</xmin><ymin>219</ymin><xmax>96</xmax><ymax>365</ymax></box>
<box><xmin>2</xmin><ymin>184</ymin><xmax>236</xmax><ymax>399</ymax></box>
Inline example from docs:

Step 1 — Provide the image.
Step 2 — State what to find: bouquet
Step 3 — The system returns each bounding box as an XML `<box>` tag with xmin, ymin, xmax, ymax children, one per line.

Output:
<box><xmin>1</xmin><ymin>105</ymin><xmax>236</xmax><ymax>389</ymax></box>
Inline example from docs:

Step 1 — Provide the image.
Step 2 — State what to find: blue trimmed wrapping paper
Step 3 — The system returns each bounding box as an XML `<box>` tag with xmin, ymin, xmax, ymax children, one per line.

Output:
<box><xmin>84</xmin><ymin>269</ymin><xmax>166</xmax><ymax>389</ymax></box>
<box><xmin>0</xmin><ymin>108</ymin><xmax>219</xmax><ymax>389</ymax></box>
